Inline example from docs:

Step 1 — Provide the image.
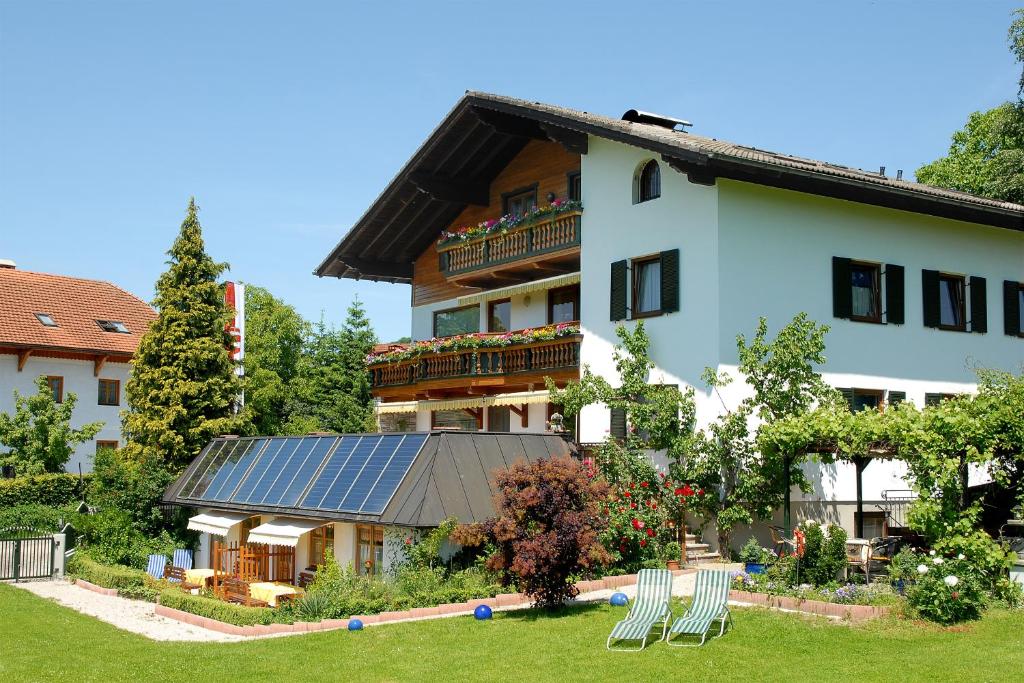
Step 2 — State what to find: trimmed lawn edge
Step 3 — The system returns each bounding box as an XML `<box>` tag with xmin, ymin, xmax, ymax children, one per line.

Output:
<box><xmin>729</xmin><ymin>590</ymin><xmax>892</xmax><ymax>622</ymax></box>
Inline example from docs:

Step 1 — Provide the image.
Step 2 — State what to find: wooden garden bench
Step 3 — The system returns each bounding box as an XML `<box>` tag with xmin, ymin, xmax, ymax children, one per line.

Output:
<box><xmin>219</xmin><ymin>577</ymin><xmax>269</xmax><ymax>607</ymax></box>
<box><xmin>163</xmin><ymin>565</ymin><xmax>201</xmax><ymax>591</ymax></box>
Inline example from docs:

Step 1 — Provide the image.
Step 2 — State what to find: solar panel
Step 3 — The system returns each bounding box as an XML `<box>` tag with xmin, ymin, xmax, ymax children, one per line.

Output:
<box><xmin>187</xmin><ymin>439</ymin><xmax>243</xmax><ymax>499</ymax></box>
<box><xmin>358</xmin><ymin>434</ymin><xmax>427</xmax><ymax>513</ymax></box>
<box><xmin>301</xmin><ymin>436</ymin><xmax>361</xmax><ymax>509</ymax></box>
<box><xmin>337</xmin><ymin>434</ymin><xmax>406</xmax><ymax>511</ymax></box>
<box><xmin>314</xmin><ymin>436</ymin><xmax>383</xmax><ymax>510</ymax></box>
<box><xmin>177</xmin><ymin>440</ymin><xmax>227</xmax><ymax>499</ymax></box>
<box><xmin>276</xmin><ymin>437</ymin><xmax>337</xmax><ymax>507</ymax></box>
<box><xmin>254</xmin><ymin>437</ymin><xmax>311</xmax><ymax>505</ymax></box>
<box><xmin>207</xmin><ymin>439</ymin><xmax>268</xmax><ymax>501</ymax></box>
<box><xmin>232</xmin><ymin>437</ymin><xmax>289</xmax><ymax>504</ymax></box>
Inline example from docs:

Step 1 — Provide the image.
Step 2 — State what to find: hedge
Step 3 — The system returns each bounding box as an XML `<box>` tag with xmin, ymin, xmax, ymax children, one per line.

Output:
<box><xmin>0</xmin><ymin>473</ymin><xmax>90</xmax><ymax>508</ymax></box>
<box><xmin>67</xmin><ymin>553</ymin><xmax>148</xmax><ymax>590</ymax></box>
<box><xmin>158</xmin><ymin>589</ymin><xmax>281</xmax><ymax>626</ymax></box>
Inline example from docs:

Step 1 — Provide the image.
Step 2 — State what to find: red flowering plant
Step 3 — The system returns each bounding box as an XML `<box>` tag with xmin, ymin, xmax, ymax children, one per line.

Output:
<box><xmin>601</xmin><ymin>478</ymin><xmax>670</xmax><ymax>569</ymax></box>
<box><xmin>437</xmin><ymin>199</ymin><xmax>583</xmax><ymax>246</ymax></box>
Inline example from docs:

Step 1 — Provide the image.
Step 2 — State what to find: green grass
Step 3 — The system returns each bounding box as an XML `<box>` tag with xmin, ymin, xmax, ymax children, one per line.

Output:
<box><xmin>0</xmin><ymin>583</ymin><xmax>1021</xmax><ymax>682</ymax></box>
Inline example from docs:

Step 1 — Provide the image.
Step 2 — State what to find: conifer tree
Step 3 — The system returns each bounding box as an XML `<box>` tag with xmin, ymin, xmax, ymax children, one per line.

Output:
<box><xmin>123</xmin><ymin>198</ymin><xmax>246</xmax><ymax>471</ymax></box>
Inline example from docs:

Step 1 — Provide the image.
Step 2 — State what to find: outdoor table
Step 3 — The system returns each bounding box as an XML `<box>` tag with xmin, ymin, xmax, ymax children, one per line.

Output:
<box><xmin>184</xmin><ymin>568</ymin><xmax>216</xmax><ymax>587</ymax></box>
<box><xmin>249</xmin><ymin>581</ymin><xmax>303</xmax><ymax>607</ymax></box>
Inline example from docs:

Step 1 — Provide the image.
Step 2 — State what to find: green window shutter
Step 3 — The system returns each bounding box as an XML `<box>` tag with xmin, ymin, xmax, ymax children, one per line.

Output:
<box><xmin>610</xmin><ymin>260</ymin><xmax>627</xmax><ymax>321</ymax></box>
<box><xmin>924</xmin><ymin>393</ymin><xmax>944</xmax><ymax>407</ymax></box>
<box><xmin>609</xmin><ymin>407</ymin><xmax>626</xmax><ymax>440</ymax></box>
<box><xmin>969</xmin><ymin>276</ymin><xmax>987</xmax><ymax>334</ymax></box>
<box><xmin>1004</xmin><ymin>280</ymin><xmax>1021</xmax><ymax>336</ymax></box>
<box><xmin>838</xmin><ymin>387</ymin><xmax>855</xmax><ymax>412</ymax></box>
<box><xmin>885</xmin><ymin>264</ymin><xmax>905</xmax><ymax>325</ymax></box>
<box><xmin>660</xmin><ymin>249</ymin><xmax>680</xmax><ymax>313</ymax></box>
<box><xmin>887</xmin><ymin>390</ymin><xmax>906</xmax><ymax>407</ymax></box>
<box><xmin>832</xmin><ymin>257</ymin><xmax>852</xmax><ymax>319</ymax></box>
<box><xmin>922</xmin><ymin>270</ymin><xmax>940</xmax><ymax>328</ymax></box>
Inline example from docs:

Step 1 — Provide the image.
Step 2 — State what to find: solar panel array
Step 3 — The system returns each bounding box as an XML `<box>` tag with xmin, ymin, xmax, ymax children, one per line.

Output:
<box><xmin>177</xmin><ymin>434</ymin><xmax>428</xmax><ymax>515</ymax></box>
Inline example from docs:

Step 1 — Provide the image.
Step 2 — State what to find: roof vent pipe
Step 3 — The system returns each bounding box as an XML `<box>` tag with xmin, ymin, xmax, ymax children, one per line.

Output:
<box><xmin>621</xmin><ymin>109</ymin><xmax>692</xmax><ymax>131</ymax></box>
<box><xmin>0</xmin><ymin>259</ymin><xmax>15</xmax><ymax>269</ymax></box>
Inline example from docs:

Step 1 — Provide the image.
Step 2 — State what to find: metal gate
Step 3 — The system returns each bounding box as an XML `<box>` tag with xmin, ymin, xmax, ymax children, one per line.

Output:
<box><xmin>0</xmin><ymin>527</ymin><xmax>55</xmax><ymax>581</ymax></box>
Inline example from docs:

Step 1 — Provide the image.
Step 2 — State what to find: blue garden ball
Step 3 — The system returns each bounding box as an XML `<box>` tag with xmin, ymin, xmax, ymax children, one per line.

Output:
<box><xmin>609</xmin><ymin>592</ymin><xmax>629</xmax><ymax>607</ymax></box>
<box><xmin>348</xmin><ymin>619</ymin><xmax>364</xmax><ymax>631</ymax></box>
<box><xmin>474</xmin><ymin>604</ymin><xmax>493</xmax><ymax>620</ymax></box>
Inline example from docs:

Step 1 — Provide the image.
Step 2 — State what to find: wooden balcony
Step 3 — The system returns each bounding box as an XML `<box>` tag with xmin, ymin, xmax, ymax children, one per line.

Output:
<box><xmin>436</xmin><ymin>210</ymin><xmax>581</xmax><ymax>287</ymax></box>
<box><xmin>368</xmin><ymin>328</ymin><xmax>582</xmax><ymax>401</ymax></box>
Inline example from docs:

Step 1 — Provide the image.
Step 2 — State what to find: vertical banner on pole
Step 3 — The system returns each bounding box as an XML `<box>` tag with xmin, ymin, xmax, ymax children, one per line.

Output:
<box><xmin>224</xmin><ymin>282</ymin><xmax>246</xmax><ymax>409</ymax></box>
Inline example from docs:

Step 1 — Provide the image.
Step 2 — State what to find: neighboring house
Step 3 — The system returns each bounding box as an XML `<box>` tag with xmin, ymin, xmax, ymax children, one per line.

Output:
<box><xmin>314</xmin><ymin>92</ymin><xmax>1024</xmax><ymax>547</ymax></box>
<box><xmin>163</xmin><ymin>431</ymin><xmax>575</xmax><ymax>576</ymax></box>
<box><xmin>0</xmin><ymin>261</ymin><xmax>156</xmax><ymax>473</ymax></box>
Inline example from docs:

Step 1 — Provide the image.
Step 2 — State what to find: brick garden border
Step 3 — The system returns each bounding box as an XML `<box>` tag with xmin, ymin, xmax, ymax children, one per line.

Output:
<box><xmin>729</xmin><ymin>590</ymin><xmax>892</xmax><ymax>622</ymax></box>
<box><xmin>74</xmin><ymin>568</ymin><xmax>700</xmax><ymax>637</ymax></box>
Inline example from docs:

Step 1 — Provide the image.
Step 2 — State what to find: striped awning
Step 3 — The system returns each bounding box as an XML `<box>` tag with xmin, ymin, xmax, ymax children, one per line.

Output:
<box><xmin>186</xmin><ymin>511</ymin><xmax>250</xmax><ymax>537</ymax></box>
<box><xmin>376</xmin><ymin>390</ymin><xmax>553</xmax><ymax>415</ymax></box>
<box><xmin>245</xmin><ymin>518</ymin><xmax>325</xmax><ymax>547</ymax></box>
<box><xmin>457</xmin><ymin>272</ymin><xmax>580</xmax><ymax>306</ymax></box>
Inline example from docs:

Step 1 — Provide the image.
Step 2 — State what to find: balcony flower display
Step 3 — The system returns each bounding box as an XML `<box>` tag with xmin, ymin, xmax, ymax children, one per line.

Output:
<box><xmin>365</xmin><ymin>322</ymin><xmax>581</xmax><ymax>365</ymax></box>
<box><xmin>436</xmin><ymin>199</ymin><xmax>583</xmax><ymax>247</ymax></box>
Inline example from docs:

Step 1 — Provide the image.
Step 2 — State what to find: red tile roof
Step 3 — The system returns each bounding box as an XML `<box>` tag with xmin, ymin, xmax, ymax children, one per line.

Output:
<box><xmin>0</xmin><ymin>267</ymin><xmax>156</xmax><ymax>356</ymax></box>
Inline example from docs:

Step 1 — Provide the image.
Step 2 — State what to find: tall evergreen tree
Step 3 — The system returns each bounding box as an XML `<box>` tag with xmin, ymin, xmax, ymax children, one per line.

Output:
<box><xmin>288</xmin><ymin>297</ymin><xmax>377</xmax><ymax>434</ymax></box>
<box><xmin>124</xmin><ymin>198</ymin><xmax>246</xmax><ymax>471</ymax></box>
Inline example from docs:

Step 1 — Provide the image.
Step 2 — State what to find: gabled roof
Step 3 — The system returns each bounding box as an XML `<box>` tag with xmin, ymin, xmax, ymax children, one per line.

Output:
<box><xmin>315</xmin><ymin>92</ymin><xmax>1024</xmax><ymax>282</ymax></box>
<box><xmin>0</xmin><ymin>267</ymin><xmax>156</xmax><ymax>357</ymax></box>
<box><xmin>163</xmin><ymin>431</ymin><xmax>577</xmax><ymax>528</ymax></box>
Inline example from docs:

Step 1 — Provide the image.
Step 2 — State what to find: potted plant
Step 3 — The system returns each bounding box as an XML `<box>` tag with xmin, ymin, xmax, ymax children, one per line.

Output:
<box><xmin>663</xmin><ymin>541</ymin><xmax>682</xmax><ymax>570</ymax></box>
<box><xmin>740</xmin><ymin>537</ymin><xmax>769</xmax><ymax>575</ymax></box>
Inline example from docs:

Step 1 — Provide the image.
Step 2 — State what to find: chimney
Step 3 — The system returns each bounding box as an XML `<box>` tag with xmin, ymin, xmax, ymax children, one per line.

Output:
<box><xmin>0</xmin><ymin>259</ymin><xmax>15</xmax><ymax>270</ymax></box>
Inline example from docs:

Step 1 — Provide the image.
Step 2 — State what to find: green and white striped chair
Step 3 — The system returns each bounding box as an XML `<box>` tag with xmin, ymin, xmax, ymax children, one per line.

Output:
<box><xmin>606</xmin><ymin>568</ymin><xmax>674</xmax><ymax>651</ymax></box>
<box><xmin>664</xmin><ymin>570</ymin><xmax>733</xmax><ymax>647</ymax></box>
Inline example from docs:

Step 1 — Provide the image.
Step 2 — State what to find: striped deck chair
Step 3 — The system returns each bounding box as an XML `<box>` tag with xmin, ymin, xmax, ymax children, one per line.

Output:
<box><xmin>172</xmin><ymin>548</ymin><xmax>193</xmax><ymax>570</ymax></box>
<box><xmin>606</xmin><ymin>568</ymin><xmax>673</xmax><ymax>651</ymax></box>
<box><xmin>145</xmin><ymin>554</ymin><xmax>168</xmax><ymax>581</ymax></box>
<box><xmin>664</xmin><ymin>570</ymin><xmax>733</xmax><ymax>647</ymax></box>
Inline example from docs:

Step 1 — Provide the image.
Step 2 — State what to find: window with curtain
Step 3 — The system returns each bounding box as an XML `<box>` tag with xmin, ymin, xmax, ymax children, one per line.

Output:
<box><xmin>487</xmin><ymin>406</ymin><xmax>510</xmax><ymax>432</ymax></box>
<box><xmin>98</xmin><ymin>378</ymin><xmax>120</xmax><ymax>406</ymax></box>
<box><xmin>355</xmin><ymin>525</ymin><xmax>384</xmax><ymax>576</ymax></box>
<box><xmin>503</xmin><ymin>188</ymin><xmax>537</xmax><ymax>216</ymax></box>
<box><xmin>432</xmin><ymin>409</ymin><xmax>479</xmax><ymax>431</ymax></box>
<box><xmin>636</xmin><ymin>160</ymin><xmax>661</xmax><ymax>203</ymax></box>
<box><xmin>547</xmin><ymin>285</ymin><xmax>579</xmax><ymax>323</ymax></box>
<box><xmin>46</xmin><ymin>376</ymin><xmax>63</xmax><ymax>403</ymax></box>
<box><xmin>567</xmin><ymin>172</ymin><xmax>581</xmax><ymax>201</ymax></box>
<box><xmin>433</xmin><ymin>305</ymin><xmax>479</xmax><ymax>337</ymax></box>
<box><xmin>308</xmin><ymin>524</ymin><xmax>335</xmax><ymax>569</ymax></box>
<box><xmin>488</xmin><ymin>299</ymin><xmax>511</xmax><ymax>332</ymax></box>
<box><xmin>632</xmin><ymin>256</ymin><xmax>662</xmax><ymax>316</ymax></box>
<box><xmin>850</xmin><ymin>262</ymin><xmax>881</xmax><ymax>322</ymax></box>
<box><xmin>938</xmin><ymin>274</ymin><xmax>965</xmax><ymax>330</ymax></box>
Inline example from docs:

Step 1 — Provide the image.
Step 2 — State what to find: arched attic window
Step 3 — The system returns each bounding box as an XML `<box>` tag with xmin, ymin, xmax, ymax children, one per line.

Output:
<box><xmin>634</xmin><ymin>159</ymin><xmax>661</xmax><ymax>204</ymax></box>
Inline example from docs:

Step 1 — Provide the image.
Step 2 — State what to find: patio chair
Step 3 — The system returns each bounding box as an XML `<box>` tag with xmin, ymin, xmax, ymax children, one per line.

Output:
<box><xmin>606</xmin><ymin>568</ymin><xmax>674</xmax><ymax>651</ymax></box>
<box><xmin>145</xmin><ymin>554</ymin><xmax>168</xmax><ymax>581</ymax></box>
<box><xmin>219</xmin><ymin>576</ymin><xmax>268</xmax><ymax>607</ymax></box>
<box><xmin>664</xmin><ymin>570</ymin><xmax>733</xmax><ymax>647</ymax></box>
<box><xmin>172</xmin><ymin>548</ymin><xmax>193</xmax><ymax>570</ymax></box>
<box><xmin>163</xmin><ymin>565</ymin><xmax>201</xmax><ymax>591</ymax></box>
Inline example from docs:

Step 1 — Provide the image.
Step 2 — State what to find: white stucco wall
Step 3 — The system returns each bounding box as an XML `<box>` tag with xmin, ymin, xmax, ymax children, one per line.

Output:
<box><xmin>576</xmin><ymin>137</ymin><xmax>722</xmax><ymax>442</ymax></box>
<box><xmin>0</xmin><ymin>354</ymin><xmax>131</xmax><ymax>473</ymax></box>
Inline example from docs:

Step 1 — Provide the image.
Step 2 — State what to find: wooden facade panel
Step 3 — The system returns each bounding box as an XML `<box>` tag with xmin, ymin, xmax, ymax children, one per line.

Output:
<box><xmin>412</xmin><ymin>140</ymin><xmax>581</xmax><ymax>306</ymax></box>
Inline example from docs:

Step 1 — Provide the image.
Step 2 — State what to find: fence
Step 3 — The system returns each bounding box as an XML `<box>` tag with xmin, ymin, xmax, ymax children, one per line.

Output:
<box><xmin>0</xmin><ymin>527</ymin><xmax>61</xmax><ymax>581</ymax></box>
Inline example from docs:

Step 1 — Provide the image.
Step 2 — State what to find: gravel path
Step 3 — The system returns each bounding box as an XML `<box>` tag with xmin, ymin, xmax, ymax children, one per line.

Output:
<box><xmin>12</xmin><ymin>580</ymin><xmax>247</xmax><ymax>642</ymax></box>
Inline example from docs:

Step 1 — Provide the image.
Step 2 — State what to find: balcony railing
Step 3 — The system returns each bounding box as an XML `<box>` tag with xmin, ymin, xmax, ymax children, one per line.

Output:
<box><xmin>368</xmin><ymin>329</ymin><xmax>582</xmax><ymax>391</ymax></box>
<box><xmin>437</xmin><ymin>210</ymin><xmax>581</xmax><ymax>277</ymax></box>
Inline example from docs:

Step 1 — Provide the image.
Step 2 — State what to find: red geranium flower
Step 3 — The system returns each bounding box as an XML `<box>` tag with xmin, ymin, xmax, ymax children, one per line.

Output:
<box><xmin>631</xmin><ymin>518</ymin><xmax>644</xmax><ymax>530</ymax></box>
<box><xmin>630</xmin><ymin>502</ymin><xmax>637</xmax><ymax>509</ymax></box>
<box><xmin>640</xmin><ymin>482</ymin><xmax>649</xmax><ymax>488</ymax></box>
<box><xmin>645</xmin><ymin>528</ymin><xmax>655</xmax><ymax>537</ymax></box>
<box><xmin>640</xmin><ymin>539</ymin><xmax>648</xmax><ymax>547</ymax></box>
<box><xmin>698</xmin><ymin>488</ymin><xmax>705</xmax><ymax>495</ymax></box>
<box><xmin>674</xmin><ymin>487</ymin><xmax>685</xmax><ymax>496</ymax></box>
<box><xmin>682</xmin><ymin>484</ymin><xmax>694</xmax><ymax>497</ymax></box>
<box><xmin>623</xmin><ymin>491</ymin><xmax>631</xmax><ymax>498</ymax></box>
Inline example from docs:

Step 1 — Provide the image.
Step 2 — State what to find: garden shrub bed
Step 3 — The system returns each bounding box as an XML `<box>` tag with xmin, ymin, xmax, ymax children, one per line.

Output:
<box><xmin>729</xmin><ymin>590</ymin><xmax>893</xmax><ymax>622</ymax></box>
<box><xmin>67</xmin><ymin>553</ymin><xmax>149</xmax><ymax>590</ymax></box>
<box><xmin>0</xmin><ymin>473</ymin><xmax>90</xmax><ymax>508</ymax></box>
<box><xmin>158</xmin><ymin>589</ymin><xmax>281</xmax><ymax>626</ymax></box>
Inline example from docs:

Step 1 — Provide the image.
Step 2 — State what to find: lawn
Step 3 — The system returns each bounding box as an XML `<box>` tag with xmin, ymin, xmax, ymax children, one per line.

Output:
<box><xmin>0</xmin><ymin>583</ymin><xmax>1021</xmax><ymax>683</ymax></box>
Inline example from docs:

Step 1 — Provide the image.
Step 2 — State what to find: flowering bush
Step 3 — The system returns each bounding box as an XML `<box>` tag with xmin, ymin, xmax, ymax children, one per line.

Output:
<box><xmin>730</xmin><ymin>570</ymin><xmax>898</xmax><ymax>606</ymax></box>
<box><xmin>437</xmin><ymin>199</ymin><xmax>582</xmax><ymax>246</ymax></box>
<box><xmin>902</xmin><ymin>550</ymin><xmax>987</xmax><ymax>624</ymax></box>
<box><xmin>366</xmin><ymin>323</ymin><xmax>580</xmax><ymax>365</ymax></box>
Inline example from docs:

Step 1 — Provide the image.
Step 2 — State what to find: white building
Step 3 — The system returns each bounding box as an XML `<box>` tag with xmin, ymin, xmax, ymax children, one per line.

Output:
<box><xmin>319</xmin><ymin>93</ymin><xmax>1023</xmax><ymax>550</ymax></box>
<box><xmin>0</xmin><ymin>261</ymin><xmax>156</xmax><ymax>473</ymax></box>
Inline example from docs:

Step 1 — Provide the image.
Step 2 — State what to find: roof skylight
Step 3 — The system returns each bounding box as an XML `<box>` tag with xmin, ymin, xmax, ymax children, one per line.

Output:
<box><xmin>35</xmin><ymin>313</ymin><xmax>58</xmax><ymax>327</ymax></box>
<box><xmin>96</xmin><ymin>320</ymin><xmax>130</xmax><ymax>334</ymax></box>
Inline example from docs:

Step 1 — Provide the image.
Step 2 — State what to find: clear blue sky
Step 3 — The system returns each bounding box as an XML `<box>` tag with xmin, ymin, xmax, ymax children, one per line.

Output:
<box><xmin>0</xmin><ymin>1</ymin><xmax>1018</xmax><ymax>342</ymax></box>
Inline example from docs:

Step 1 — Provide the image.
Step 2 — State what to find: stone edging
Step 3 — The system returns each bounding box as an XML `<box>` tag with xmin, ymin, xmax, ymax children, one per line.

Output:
<box><xmin>79</xmin><ymin>568</ymin><xmax>700</xmax><ymax>637</ymax></box>
<box><xmin>729</xmin><ymin>590</ymin><xmax>892</xmax><ymax>622</ymax></box>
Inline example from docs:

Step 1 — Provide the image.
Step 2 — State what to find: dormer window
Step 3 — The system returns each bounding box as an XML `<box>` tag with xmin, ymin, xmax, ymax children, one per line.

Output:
<box><xmin>35</xmin><ymin>313</ymin><xmax>58</xmax><ymax>327</ymax></box>
<box><xmin>97</xmin><ymin>320</ymin><xmax>130</xmax><ymax>334</ymax></box>
<box><xmin>634</xmin><ymin>160</ymin><xmax>661</xmax><ymax>203</ymax></box>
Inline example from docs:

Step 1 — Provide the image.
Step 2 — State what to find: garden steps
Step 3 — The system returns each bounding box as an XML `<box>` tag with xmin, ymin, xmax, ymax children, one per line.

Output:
<box><xmin>684</xmin><ymin>533</ymin><xmax>721</xmax><ymax>563</ymax></box>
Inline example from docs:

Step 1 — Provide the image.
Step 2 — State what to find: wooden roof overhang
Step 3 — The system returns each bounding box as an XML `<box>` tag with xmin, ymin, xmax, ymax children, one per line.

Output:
<box><xmin>316</xmin><ymin>93</ymin><xmax>1022</xmax><ymax>282</ymax></box>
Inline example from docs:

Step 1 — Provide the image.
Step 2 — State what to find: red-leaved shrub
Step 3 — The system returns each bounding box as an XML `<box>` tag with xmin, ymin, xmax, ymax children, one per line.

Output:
<box><xmin>452</xmin><ymin>456</ymin><xmax>611</xmax><ymax>608</ymax></box>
